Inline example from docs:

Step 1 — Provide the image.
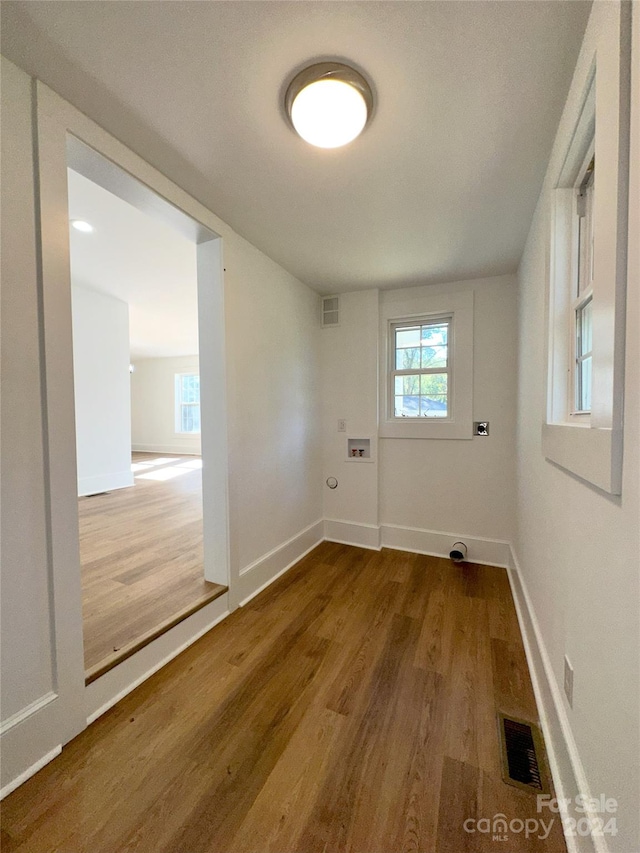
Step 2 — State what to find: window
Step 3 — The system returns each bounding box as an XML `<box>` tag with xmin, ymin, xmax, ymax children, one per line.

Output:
<box><xmin>175</xmin><ymin>373</ymin><xmax>200</xmax><ymax>434</ymax></box>
<box><xmin>379</xmin><ymin>288</ymin><xmax>473</xmax><ymax>440</ymax></box>
<box><xmin>391</xmin><ymin>317</ymin><xmax>450</xmax><ymax>418</ymax></box>
<box><xmin>543</xmin><ymin>0</ymin><xmax>630</xmax><ymax>495</ymax></box>
<box><xmin>572</xmin><ymin>157</ymin><xmax>594</xmax><ymax>416</ymax></box>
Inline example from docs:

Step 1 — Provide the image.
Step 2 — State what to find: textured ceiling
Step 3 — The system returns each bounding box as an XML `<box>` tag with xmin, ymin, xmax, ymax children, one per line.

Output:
<box><xmin>1</xmin><ymin>1</ymin><xmax>591</xmax><ymax>294</ymax></box>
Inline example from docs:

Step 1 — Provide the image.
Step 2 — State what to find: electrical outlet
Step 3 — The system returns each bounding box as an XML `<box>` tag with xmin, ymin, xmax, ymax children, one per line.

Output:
<box><xmin>337</xmin><ymin>419</ymin><xmax>346</xmax><ymax>432</ymax></box>
<box><xmin>564</xmin><ymin>656</ymin><xmax>574</xmax><ymax>707</ymax></box>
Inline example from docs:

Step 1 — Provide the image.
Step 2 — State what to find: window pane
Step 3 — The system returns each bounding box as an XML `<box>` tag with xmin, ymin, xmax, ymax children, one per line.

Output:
<box><xmin>579</xmin><ymin>356</ymin><xmax>592</xmax><ymax>411</ymax></box>
<box><xmin>396</xmin><ymin>347</ymin><xmax>421</xmax><ymax>369</ymax></box>
<box><xmin>180</xmin><ymin>374</ymin><xmax>201</xmax><ymax>405</ymax></box>
<box><xmin>421</xmin><ymin>345</ymin><xmax>447</xmax><ymax>369</ymax></box>
<box><xmin>395</xmin><ymin>395</ymin><xmax>419</xmax><ymax>417</ymax></box>
<box><xmin>579</xmin><ymin>299</ymin><xmax>592</xmax><ymax>354</ymax></box>
<box><xmin>421</xmin><ymin>324</ymin><xmax>448</xmax><ymax>346</ymax></box>
<box><xmin>395</xmin><ymin>375</ymin><xmax>420</xmax><ymax>396</ymax></box>
<box><xmin>396</xmin><ymin>327</ymin><xmax>420</xmax><ymax>349</ymax></box>
<box><xmin>420</xmin><ymin>395</ymin><xmax>448</xmax><ymax>417</ymax></box>
<box><xmin>420</xmin><ymin>373</ymin><xmax>447</xmax><ymax>396</ymax></box>
<box><xmin>180</xmin><ymin>403</ymin><xmax>201</xmax><ymax>433</ymax></box>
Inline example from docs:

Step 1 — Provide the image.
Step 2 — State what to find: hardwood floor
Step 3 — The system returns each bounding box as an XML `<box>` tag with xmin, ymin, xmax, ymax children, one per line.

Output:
<box><xmin>1</xmin><ymin>544</ymin><xmax>566</xmax><ymax>853</ymax></box>
<box><xmin>80</xmin><ymin>452</ymin><xmax>226</xmax><ymax>682</ymax></box>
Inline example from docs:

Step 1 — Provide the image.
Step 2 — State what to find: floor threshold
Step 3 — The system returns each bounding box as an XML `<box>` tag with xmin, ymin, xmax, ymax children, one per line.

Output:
<box><xmin>85</xmin><ymin>583</ymin><xmax>227</xmax><ymax>685</ymax></box>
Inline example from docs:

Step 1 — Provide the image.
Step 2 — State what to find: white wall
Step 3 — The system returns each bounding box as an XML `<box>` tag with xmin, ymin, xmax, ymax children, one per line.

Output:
<box><xmin>71</xmin><ymin>286</ymin><xmax>133</xmax><ymax>496</ymax></box>
<box><xmin>224</xmin><ymin>233</ymin><xmax>322</xmax><ymax>588</ymax></box>
<box><xmin>0</xmin><ymin>57</ymin><xmax>55</xmax><ymax>724</ymax></box>
<box><xmin>131</xmin><ymin>355</ymin><xmax>201</xmax><ymax>455</ymax></box>
<box><xmin>322</xmin><ymin>290</ymin><xmax>380</xmax><ymax>541</ymax></box>
<box><xmin>321</xmin><ymin>276</ymin><xmax>518</xmax><ymax>561</ymax></box>
<box><xmin>514</xmin><ymin>5</ymin><xmax>640</xmax><ymax>850</ymax></box>
<box><xmin>380</xmin><ymin>277</ymin><xmax>517</xmax><ymax>544</ymax></box>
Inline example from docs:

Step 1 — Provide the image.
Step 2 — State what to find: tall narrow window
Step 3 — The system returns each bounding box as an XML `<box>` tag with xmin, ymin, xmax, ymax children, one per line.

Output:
<box><xmin>572</xmin><ymin>157</ymin><xmax>594</xmax><ymax>415</ymax></box>
<box><xmin>175</xmin><ymin>373</ymin><xmax>200</xmax><ymax>434</ymax></box>
<box><xmin>390</xmin><ymin>317</ymin><xmax>451</xmax><ymax>418</ymax></box>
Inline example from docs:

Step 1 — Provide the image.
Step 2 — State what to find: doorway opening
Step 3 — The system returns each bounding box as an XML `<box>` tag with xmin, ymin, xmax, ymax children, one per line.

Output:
<box><xmin>66</xmin><ymin>138</ymin><xmax>228</xmax><ymax>683</ymax></box>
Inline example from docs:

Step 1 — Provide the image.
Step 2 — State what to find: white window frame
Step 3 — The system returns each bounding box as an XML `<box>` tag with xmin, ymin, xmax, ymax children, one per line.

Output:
<box><xmin>174</xmin><ymin>372</ymin><xmax>201</xmax><ymax>435</ymax></box>
<box><xmin>543</xmin><ymin>0</ymin><xmax>630</xmax><ymax>495</ymax></box>
<box><xmin>388</xmin><ymin>314</ymin><xmax>452</xmax><ymax>421</ymax></box>
<box><xmin>570</xmin><ymin>147</ymin><xmax>595</xmax><ymax>421</ymax></box>
<box><xmin>380</xmin><ymin>289</ymin><xmax>473</xmax><ymax>440</ymax></box>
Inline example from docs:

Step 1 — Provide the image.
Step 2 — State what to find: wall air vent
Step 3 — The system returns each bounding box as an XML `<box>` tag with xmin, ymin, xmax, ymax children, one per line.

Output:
<box><xmin>321</xmin><ymin>296</ymin><xmax>339</xmax><ymax>327</ymax></box>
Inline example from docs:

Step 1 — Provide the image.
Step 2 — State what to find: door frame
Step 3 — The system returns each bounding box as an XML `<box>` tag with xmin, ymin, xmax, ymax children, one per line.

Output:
<box><xmin>34</xmin><ymin>79</ymin><xmax>231</xmax><ymax>747</ymax></box>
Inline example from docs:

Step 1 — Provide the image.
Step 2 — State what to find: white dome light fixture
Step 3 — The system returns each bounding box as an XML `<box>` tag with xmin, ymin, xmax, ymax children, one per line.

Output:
<box><xmin>285</xmin><ymin>62</ymin><xmax>373</xmax><ymax>149</ymax></box>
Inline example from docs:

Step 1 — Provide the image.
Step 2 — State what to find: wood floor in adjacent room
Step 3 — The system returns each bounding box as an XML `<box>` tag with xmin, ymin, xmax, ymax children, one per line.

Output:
<box><xmin>1</xmin><ymin>543</ymin><xmax>566</xmax><ymax>853</ymax></box>
<box><xmin>79</xmin><ymin>452</ymin><xmax>226</xmax><ymax>682</ymax></box>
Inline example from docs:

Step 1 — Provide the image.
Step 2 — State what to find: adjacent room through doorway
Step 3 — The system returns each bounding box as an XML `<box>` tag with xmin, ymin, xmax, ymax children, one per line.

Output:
<box><xmin>67</xmin><ymin>153</ymin><xmax>226</xmax><ymax>682</ymax></box>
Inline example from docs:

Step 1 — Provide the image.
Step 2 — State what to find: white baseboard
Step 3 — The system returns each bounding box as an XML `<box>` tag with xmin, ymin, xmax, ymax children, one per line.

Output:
<box><xmin>322</xmin><ymin>519</ymin><xmax>511</xmax><ymax>566</ymax></box>
<box><xmin>132</xmin><ymin>444</ymin><xmax>201</xmax><ymax>456</ymax></box>
<box><xmin>381</xmin><ymin>523</ymin><xmax>511</xmax><ymax>567</ymax></box>
<box><xmin>323</xmin><ymin>519</ymin><xmax>381</xmax><ymax>550</ymax></box>
<box><xmin>78</xmin><ymin>470</ymin><xmax>134</xmax><ymax>496</ymax></box>
<box><xmin>237</xmin><ymin>520</ymin><xmax>324</xmax><ymax>606</ymax></box>
<box><xmin>508</xmin><ymin>546</ymin><xmax>604</xmax><ymax>853</ymax></box>
<box><xmin>0</xmin><ymin>746</ymin><xmax>61</xmax><ymax>800</ymax></box>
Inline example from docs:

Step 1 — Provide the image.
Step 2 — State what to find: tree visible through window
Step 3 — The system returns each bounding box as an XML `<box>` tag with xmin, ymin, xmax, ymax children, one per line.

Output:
<box><xmin>175</xmin><ymin>373</ymin><xmax>200</xmax><ymax>434</ymax></box>
<box><xmin>391</xmin><ymin>318</ymin><xmax>450</xmax><ymax>418</ymax></box>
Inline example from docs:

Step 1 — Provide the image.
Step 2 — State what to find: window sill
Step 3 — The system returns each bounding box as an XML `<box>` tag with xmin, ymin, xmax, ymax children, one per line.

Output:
<box><xmin>379</xmin><ymin>419</ymin><xmax>472</xmax><ymax>440</ymax></box>
<box><xmin>541</xmin><ymin>423</ymin><xmax>622</xmax><ymax>494</ymax></box>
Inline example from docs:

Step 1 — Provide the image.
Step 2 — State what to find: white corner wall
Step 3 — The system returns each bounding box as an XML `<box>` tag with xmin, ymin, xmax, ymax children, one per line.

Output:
<box><xmin>71</xmin><ymin>286</ymin><xmax>133</xmax><ymax>496</ymax></box>
<box><xmin>513</xmin><ymin>5</ymin><xmax>640</xmax><ymax>851</ymax></box>
<box><xmin>131</xmin><ymin>355</ymin><xmax>201</xmax><ymax>455</ymax></box>
<box><xmin>321</xmin><ymin>276</ymin><xmax>518</xmax><ymax>564</ymax></box>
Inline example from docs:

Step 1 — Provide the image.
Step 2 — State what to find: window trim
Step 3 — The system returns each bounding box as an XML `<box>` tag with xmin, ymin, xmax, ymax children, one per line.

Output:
<box><xmin>380</xmin><ymin>289</ymin><xmax>473</xmax><ymax>440</ymax></box>
<box><xmin>542</xmin><ymin>0</ymin><xmax>630</xmax><ymax>495</ymax></box>
<box><xmin>174</xmin><ymin>372</ymin><xmax>201</xmax><ymax>435</ymax></box>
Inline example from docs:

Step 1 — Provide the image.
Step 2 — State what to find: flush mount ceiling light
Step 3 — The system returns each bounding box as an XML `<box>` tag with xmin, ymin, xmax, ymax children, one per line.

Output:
<box><xmin>71</xmin><ymin>219</ymin><xmax>94</xmax><ymax>233</ymax></box>
<box><xmin>285</xmin><ymin>62</ymin><xmax>373</xmax><ymax>149</ymax></box>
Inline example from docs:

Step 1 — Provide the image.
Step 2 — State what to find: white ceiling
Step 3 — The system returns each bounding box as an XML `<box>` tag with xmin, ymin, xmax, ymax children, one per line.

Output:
<box><xmin>68</xmin><ymin>169</ymin><xmax>198</xmax><ymax>359</ymax></box>
<box><xmin>2</xmin><ymin>1</ymin><xmax>591</xmax><ymax>294</ymax></box>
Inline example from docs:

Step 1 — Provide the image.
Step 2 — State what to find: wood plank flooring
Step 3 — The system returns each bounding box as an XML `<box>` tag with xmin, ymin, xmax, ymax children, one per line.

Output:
<box><xmin>1</xmin><ymin>543</ymin><xmax>567</xmax><ymax>853</ymax></box>
<box><xmin>79</xmin><ymin>452</ymin><xmax>226</xmax><ymax>681</ymax></box>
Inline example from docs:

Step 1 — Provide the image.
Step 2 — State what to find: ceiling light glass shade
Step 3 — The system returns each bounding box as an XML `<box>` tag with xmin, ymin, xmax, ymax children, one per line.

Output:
<box><xmin>71</xmin><ymin>219</ymin><xmax>94</xmax><ymax>233</ymax></box>
<box><xmin>285</xmin><ymin>62</ymin><xmax>373</xmax><ymax>149</ymax></box>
